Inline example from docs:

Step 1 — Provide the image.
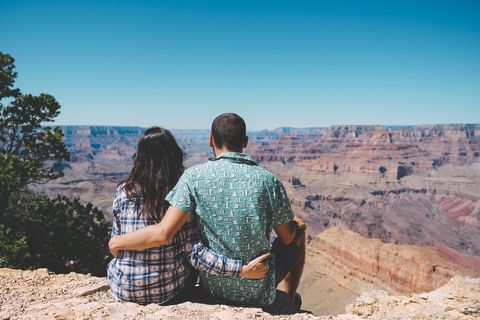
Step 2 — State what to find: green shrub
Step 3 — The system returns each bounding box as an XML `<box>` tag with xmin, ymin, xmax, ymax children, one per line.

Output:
<box><xmin>1</xmin><ymin>190</ymin><xmax>111</xmax><ymax>276</ymax></box>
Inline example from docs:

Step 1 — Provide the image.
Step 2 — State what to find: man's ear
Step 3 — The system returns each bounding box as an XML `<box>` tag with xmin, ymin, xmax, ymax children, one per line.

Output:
<box><xmin>242</xmin><ymin>136</ymin><xmax>248</xmax><ymax>149</ymax></box>
<box><xmin>209</xmin><ymin>134</ymin><xmax>214</xmax><ymax>147</ymax></box>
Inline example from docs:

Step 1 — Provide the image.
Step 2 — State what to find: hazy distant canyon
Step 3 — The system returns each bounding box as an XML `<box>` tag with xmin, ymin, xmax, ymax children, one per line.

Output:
<box><xmin>30</xmin><ymin>124</ymin><xmax>480</xmax><ymax>316</ymax></box>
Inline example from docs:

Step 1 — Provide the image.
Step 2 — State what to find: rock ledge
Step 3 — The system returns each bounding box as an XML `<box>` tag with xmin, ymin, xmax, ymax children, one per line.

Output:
<box><xmin>0</xmin><ymin>268</ymin><xmax>478</xmax><ymax>319</ymax></box>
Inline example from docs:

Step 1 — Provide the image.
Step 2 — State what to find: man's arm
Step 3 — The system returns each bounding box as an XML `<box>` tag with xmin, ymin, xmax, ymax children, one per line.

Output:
<box><xmin>271</xmin><ymin>176</ymin><xmax>306</xmax><ymax>245</ymax></box>
<box><xmin>273</xmin><ymin>216</ymin><xmax>306</xmax><ymax>245</ymax></box>
<box><xmin>109</xmin><ymin>206</ymin><xmax>190</xmax><ymax>257</ymax></box>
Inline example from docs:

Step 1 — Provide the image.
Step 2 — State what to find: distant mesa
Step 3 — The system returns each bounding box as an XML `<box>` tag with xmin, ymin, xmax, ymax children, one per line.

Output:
<box><xmin>335</xmin><ymin>181</ymin><xmax>357</xmax><ymax>188</ymax></box>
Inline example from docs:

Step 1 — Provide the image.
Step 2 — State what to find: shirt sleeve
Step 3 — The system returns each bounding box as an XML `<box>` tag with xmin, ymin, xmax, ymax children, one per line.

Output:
<box><xmin>183</xmin><ymin>218</ymin><xmax>242</xmax><ymax>277</ymax></box>
<box><xmin>272</xmin><ymin>176</ymin><xmax>295</xmax><ymax>226</ymax></box>
<box><xmin>110</xmin><ymin>186</ymin><xmax>122</xmax><ymax>237</ymax></box>
<box><xmin>165</xmin><ymin>172</ymin><xmax>197</xmax><ymax>214</ymax></box>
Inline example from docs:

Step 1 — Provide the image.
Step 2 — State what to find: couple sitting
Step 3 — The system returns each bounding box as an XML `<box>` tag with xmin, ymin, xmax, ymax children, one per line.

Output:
<box><xmin>107</xmin><ymin>113</ymin><xmax>306</xmax><ymax>307</ymax></box>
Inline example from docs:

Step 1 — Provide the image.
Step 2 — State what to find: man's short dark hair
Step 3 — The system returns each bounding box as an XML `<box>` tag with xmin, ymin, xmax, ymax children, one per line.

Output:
<box><xmin>211</xmin><ymin>113</ymin><xmax>246</xmax><ymax>150</ymax></box>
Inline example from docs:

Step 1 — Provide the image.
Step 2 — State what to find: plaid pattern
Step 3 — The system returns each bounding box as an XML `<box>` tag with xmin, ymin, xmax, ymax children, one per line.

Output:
<box><xmin>107</xmin><ymin>184</ymin><xmax>241</xmax><ymax>305</ymax></box>
<box><xmin>166</xmin><ymin>152</ymin><xmax>294</xmax><ymax>306</ymax></box>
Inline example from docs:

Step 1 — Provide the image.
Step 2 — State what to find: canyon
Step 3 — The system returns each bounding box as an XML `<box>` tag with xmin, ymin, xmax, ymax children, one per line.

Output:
<box><xmin>28</xmin><ymin>124</ymin><xmax>480</xmax><ymax>316</ymax></box>
<box><xmin>246</xmin><ymin>124</ymin><xmax>480</xmax><ymax>270</ymax></box>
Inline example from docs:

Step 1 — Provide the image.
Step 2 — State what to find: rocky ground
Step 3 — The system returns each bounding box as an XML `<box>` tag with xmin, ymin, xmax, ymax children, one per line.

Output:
<box><xmin>345</xmin><ymin>276</ymin><xmax>480</xmax><ymax>320</ymax></box>
<box><xmin>0</xmin><ymin>268</ymin><xmax>478</xmax><ymax>320</ymax></box>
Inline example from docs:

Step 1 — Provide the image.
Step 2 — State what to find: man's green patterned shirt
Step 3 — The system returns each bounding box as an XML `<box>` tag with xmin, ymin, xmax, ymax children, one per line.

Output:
<box><xmin>165</xmin><ymin>152</ymin><xmax>293</xmax><ymax>306</ymax></box>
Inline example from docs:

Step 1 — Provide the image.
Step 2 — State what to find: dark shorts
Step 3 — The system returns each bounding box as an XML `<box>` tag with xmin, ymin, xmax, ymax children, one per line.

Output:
<box><xmin>271</xmin><ymin>238</ymin><xmax>304</xmax><ymax>286</ymax></box>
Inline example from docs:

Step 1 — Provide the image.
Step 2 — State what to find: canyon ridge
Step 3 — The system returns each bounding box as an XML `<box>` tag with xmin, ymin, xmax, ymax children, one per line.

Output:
<box><xmin>29</xmin><ymin>124</ymin><xmax>480</xmax><ymax>315</ymax></box>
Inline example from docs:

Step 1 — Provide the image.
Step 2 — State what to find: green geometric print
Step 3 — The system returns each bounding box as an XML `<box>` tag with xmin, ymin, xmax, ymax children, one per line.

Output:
<box><xmin>166</xmin><ymin>152</ymin><xmax>293</xmax><ymax>306</ymax></box>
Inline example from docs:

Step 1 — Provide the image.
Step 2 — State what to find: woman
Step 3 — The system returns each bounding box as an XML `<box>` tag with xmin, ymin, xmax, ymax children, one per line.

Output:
<box><xmin>107</xmin><ymin>127</ymin><xmax>266</xmax><ymax>305</ymax></box>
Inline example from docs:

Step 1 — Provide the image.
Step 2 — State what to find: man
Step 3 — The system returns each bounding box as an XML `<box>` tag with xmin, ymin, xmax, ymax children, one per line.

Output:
<box><xmin>109</xmin><ymin>113</ymin><xmax>306</xmax><ymax>307</ymax></box>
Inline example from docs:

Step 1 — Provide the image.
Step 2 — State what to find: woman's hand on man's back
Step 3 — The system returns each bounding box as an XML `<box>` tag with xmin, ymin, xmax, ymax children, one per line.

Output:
<box><xmin>239</xmin><ymin>252</ymin><xmax>270</xmax><ymax>279</ymax></box>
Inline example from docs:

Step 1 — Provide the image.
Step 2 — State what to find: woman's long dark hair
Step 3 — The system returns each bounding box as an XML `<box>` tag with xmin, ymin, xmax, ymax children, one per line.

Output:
<box><xmin>120</xmin><ymin>127</ymin><xmax>185</xmax><ymax>223</ymax></box>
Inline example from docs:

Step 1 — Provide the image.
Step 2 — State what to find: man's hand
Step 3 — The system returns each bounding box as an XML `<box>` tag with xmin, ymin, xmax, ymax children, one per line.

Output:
<box><xmin>239</xmin><ymin>252</ymin><xmax>270</xmax><ymax>279</ymax></box>
<box><xmin>274</xmin><ymin>216</ymin><xmax>307</xmax><ymax>245</ymax></box>
<box><xmin>293</xmin><ymin>216</ymin><xmax>306</xmax><ymax>230</ymax></box>
<box><xmin>109</xmin><ymin>236</ymin><xmax>120</xmax><ymax>258</ymax></box>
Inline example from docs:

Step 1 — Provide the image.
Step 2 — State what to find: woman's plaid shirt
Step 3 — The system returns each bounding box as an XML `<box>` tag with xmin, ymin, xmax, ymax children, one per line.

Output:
<box><xmin>107</xmin><ymin>184</ymin><xmax>242</xmax><ymax>304</ymax></box>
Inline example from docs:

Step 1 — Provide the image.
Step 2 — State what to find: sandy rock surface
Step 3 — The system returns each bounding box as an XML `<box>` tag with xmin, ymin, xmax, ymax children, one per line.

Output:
<box><xmin>0</xmin><ymin>268</ymin><xmax>319</xmax><ymax>320</ymax></box>
<box><xmin>346</xmin><ymin>276</ymin><xmax>480</xmax><ymax>320</ymax></box>
<box><xmin>1</xmin><ymin>268</ymin><xmax>478</xmax><ymax>320</ymax></box>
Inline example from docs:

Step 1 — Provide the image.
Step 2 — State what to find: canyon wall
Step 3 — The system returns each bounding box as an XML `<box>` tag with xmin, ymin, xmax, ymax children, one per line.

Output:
<box><xmin>31</xmin><ymin>126</ymin><xmax>212</xmax><ymax>223</ymax></box>
<box><xmin>246</xmin><ymin>124</ymin><xmax>480</xmax><ymax>272</ymax></box>
<box><xmin>31</xmin><ymin>124</ymin><xmax>480</xmax><ymax>271</ymax></box>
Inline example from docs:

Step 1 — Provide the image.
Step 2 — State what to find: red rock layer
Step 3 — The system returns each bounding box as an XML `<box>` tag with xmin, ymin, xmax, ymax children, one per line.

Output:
<box><xmin>247</xmin><ymin>125</ymin><xmax>480</xmax><ymax>177</ymax></box>
<box><xmin>309</xmin><ymin>227</ymin><xmax>480</xmax><ymax>295</ymax></box>
<box><xmin>431</xmin><ymin>244</ymin><xmax>480</xmax><ymax>273</ymax></box>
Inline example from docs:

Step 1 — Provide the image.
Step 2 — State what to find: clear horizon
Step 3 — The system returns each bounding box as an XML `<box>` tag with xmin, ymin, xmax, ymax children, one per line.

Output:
<box><xmin>2</xmin><ymin>1</ymin><xmax>479</xmax><ymax>131</ymax></box>
<box><xmin>51</xmin><ymin>123</ymin><xmax>479</xmax><ymax>131</ymax></box>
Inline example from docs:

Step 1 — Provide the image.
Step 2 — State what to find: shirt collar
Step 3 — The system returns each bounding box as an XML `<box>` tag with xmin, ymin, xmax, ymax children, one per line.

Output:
<box><xmin>208</xmin><ymin>152</ymin><xmax>258</xmax><ymax>166</ymax></box>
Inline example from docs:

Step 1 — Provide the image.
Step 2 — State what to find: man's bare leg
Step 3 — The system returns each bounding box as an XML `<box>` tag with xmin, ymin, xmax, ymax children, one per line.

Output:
<box><xmin>283</xmin><ymin>228</ymin><xmax>306</xmax><ymax>303</ymax></box>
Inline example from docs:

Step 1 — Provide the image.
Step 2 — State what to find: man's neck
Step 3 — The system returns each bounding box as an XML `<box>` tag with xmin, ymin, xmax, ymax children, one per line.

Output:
<box><xmin>209</xmin><ymin>134</ymin><xmax>248</xmax><ymax>157</ymax></box>
<box><xmin>213</xmin><ymin>147</ymin><xmax>243</xmax><ymax>157</ymax></box>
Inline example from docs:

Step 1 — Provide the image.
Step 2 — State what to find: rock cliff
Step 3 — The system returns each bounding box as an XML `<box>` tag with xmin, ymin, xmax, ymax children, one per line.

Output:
<box><xmin>1</xmin><ymin>268</ymin><xmax>478</xmax><ymax>319</ymax></box>
<box><xmin>308</xmin><ymin>227</ymin><xmax>479</xmax><ymax>293</ymax></box>
<box><xmin>295</xmin><ymin>227</ymin><xmax>480</xmax><ymax>316</ymax></box>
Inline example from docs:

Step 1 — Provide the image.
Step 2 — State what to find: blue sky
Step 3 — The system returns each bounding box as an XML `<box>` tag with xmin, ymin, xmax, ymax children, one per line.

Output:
<box><xmin>2</xmin><ymin>0</ymin><xmax>479</xmax><ymax>130</ymax></box>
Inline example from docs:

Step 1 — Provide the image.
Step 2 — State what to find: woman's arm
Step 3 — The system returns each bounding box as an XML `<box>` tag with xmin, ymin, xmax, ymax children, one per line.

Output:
<box><xmin>186</xmin><ymin>227</ymin><xmax>269</xmax><ymax>279</ymax></box>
